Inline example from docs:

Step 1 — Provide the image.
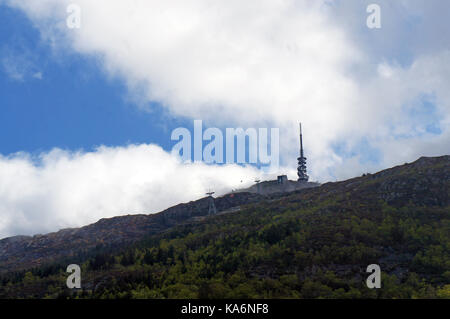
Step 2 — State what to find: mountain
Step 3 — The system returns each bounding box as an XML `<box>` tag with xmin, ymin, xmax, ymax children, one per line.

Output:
<box><xmin>0</xmin><ymin>191</ymin><xmax>271</xmax><ymax>273</ymax></box>
<box><xmin>0</xmin><ymin>180</ymin><xmax>321</xmax><ymax>273</ymax></box>
<box><xmin>0</xmin><ymin>155</ymin><xmax>449</xmax><ymax>299</ymax></box>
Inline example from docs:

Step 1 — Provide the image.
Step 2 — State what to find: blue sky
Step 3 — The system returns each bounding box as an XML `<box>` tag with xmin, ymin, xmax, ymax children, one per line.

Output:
<box><xmin>0</xmin><ymin>6</ymin><xmax>266</xmax><ymax>168</ymax></box>
<box><xmin>1</xmin><ymin>1</ymin><xmax>445</xmax><ymax>164</ymax></box>
<box><xmin>0</xmin><ymin>0</ymin><xmax>448</xmax><ymax>238</ymax></box>
<box><xmin>0</xmin><ymin>6</ymin><xmax>190</xmax><ymax>156</ymax></box>
<box><xmin>0</xmin><ymin>5</ymin><xmax>276</xmax><ymax>171</ymax></box>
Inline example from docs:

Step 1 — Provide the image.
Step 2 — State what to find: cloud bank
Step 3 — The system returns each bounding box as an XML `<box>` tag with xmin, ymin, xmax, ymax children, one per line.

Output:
<box><xmin>4</xmin><ymin>0</ymin><xmax>448</xmax><ymax>169</ymax></box>
<box><xmin>0</xmin><ymin>144</ymin><xmax>265</xmax><ymax>239</ymax></box>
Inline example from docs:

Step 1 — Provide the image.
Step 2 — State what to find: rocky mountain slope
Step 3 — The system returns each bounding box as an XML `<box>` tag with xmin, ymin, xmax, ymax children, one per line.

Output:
<box><xmin>0</xmin><ymin>155</ymin><xmax>448</xmax><ymax>297</ymax></box>
<box><xmin>0</xmin><ymin>191</ymin><xmax>271</xmax><ymax>273</ymax></box>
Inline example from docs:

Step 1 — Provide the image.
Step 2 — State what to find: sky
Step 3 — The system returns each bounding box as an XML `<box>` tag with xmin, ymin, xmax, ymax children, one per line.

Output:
<box><xmin>0</xmin><ymin>0</ymin><xmax>449</xmax><ymax>238</ymax></box>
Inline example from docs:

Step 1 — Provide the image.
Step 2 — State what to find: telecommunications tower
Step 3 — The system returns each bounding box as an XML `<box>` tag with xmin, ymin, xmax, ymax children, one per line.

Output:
<box><xmin>297</xmin><ymin>123</ymin><xmax>309</xmax><ymax>182</ymax></box>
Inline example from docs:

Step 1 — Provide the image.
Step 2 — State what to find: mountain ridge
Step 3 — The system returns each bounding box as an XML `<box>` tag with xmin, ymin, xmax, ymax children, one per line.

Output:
<box><xmin>0</xmin><ymin>155</ymin><xmax>448</xmax><ymax>275</ymax></box>
<box><xmin>0</xmin><ymin>155</ymin><xmax>448</xmax><ymax>298</ymax></box>
<box><xmin>0</xmin><ymin>184</ymin><xmax>309</xmax><ymax>273</ymax></box>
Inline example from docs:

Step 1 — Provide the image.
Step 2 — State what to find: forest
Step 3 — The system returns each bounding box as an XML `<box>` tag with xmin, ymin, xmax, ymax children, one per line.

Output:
<box><xmin>1</xmin><ymin>157</ymin><xmax>449</xmax><ymax>299</ymax></box>
<box><xmin>1</xmin><ymin>197</ymin><xmax>448</xmax><ymax>299</ymax></box>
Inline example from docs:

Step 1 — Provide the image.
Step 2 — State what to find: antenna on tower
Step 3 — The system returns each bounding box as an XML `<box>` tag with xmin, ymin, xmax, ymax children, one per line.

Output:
<box><xmin>299</xmin><ymin>123</ymin><xmax>303</xmax><ymax>158</ymax></box>
<box><xmin>206</xmin><ymin>189</ymin><xmax>217</xmax><ymax>215</ymax></box>
<box><xmin>297</xmin><ymin>122</ymin><xmax>309</xmax><ymax>182</ymax></box>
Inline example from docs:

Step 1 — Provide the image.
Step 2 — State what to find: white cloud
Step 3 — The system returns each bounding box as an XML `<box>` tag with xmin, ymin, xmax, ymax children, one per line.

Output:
<box><xmin>3</xmin><ymin>0</ymin><xmax>364</xmax><ymax>168</ymax></box>
<box><xmin>4</xmin><ymin>0</ymin><xmax>446</xmax><ymax>170</ymax></box>
<box><xmin>0</xmin><ymin>144</ymin><xmax>267</xmax><ymax>239</ymax></box>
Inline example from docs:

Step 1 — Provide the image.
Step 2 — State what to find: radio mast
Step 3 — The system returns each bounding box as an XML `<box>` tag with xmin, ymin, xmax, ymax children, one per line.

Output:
<box><xmin>297</xmin><ymin>123</ymin><xmax>309</xmax><ymax>182</ymax></box>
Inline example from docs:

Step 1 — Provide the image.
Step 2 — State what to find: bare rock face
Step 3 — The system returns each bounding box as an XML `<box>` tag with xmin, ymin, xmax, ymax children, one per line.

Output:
<box><xmin>0</xmin><ymin>155</ymin><xmax>448</xmax><ymax>274</ymax></box>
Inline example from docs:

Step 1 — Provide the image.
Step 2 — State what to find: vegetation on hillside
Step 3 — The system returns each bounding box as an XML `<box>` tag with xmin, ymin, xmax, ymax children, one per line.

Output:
<box><xmin>0</xmin><ymin>157</ymin><xmax>449</xmax><ymax>299</ymax></box>
<box><xmin>1</xmin><ymin>199</ymin><xmax>448</xmax><ymax>298</ymax></box>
